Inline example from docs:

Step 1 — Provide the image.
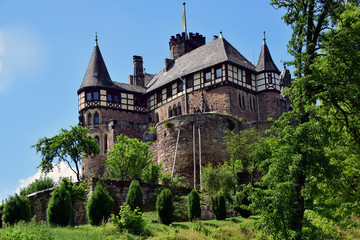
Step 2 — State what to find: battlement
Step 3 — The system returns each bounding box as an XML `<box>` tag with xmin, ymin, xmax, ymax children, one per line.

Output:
<box><xmin>169</xmin><ymin>32</ymin><xmax>206</xmax><ymax>60</ymax></box>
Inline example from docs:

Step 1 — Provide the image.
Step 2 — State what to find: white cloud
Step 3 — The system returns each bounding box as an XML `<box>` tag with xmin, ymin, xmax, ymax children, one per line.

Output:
<box><xmin>0</xmin><ymin>23</ymin><xmax>48</xmax><ymax>93</ymax></box>
<box><xmin>15</xmin><ymin>162</ymin><xmax>78</xmax><ymax>194</ymax></box>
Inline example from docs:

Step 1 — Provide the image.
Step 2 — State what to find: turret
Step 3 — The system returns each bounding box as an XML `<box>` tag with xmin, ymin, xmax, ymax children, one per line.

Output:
<box><xmin>169</xmin><ymin>32</ymin><xmax>205</xmax><ymax>60</ymax></box>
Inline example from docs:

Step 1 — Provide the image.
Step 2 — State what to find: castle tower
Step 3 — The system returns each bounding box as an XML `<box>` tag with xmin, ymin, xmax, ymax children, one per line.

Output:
<box><xmin>169</xmin><ymin>32</ymin><xmax>206</xmax><ymax>60</ymax></box>
<box><xmin>256</xmin><ymin>32</ymin><xmax>283</xmax><ymax>120</ymax></box>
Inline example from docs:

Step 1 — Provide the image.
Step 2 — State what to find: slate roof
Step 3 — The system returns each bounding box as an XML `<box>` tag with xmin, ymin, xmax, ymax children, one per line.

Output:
<box><xmin>256</xmin><ymin>41</ymin><xmax>280</xmax><ymax>73</ymax></box>
<box><xmin>145</xmin><ymin>37</ymin><xmax>256</xmax><ymax>92</ymax></box>
<box><xmin>113</xmin><ymin>82</ymin><xmax>147</xmax><ymax>94</ymax></box>
<box><xmin>79</xmin><ymin>44</ymin><xmax>114</xmax><ymax>91</ymax></box>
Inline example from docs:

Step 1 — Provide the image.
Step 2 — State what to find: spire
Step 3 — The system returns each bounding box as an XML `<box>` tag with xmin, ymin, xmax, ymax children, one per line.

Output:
<box><xmin>256</xmin><ymin>32</ymin><xmax>279</xmax><ymax>73</ymax></box>
<box><xmin>182</xmin><ymin>2</ymin><xmax>188</xmax><ymax>39</ymax></box>
<box><xmin>95</xmin><ymin>32</ymin><xmax>98</xmax><ymax>46</ymax></box>
<box><xmin>79</xmin><ymin>40</ymin><xmax>113</xmax><ymax>91</ymax></box>
<box><xmin>219</xmin><ymin>30</ymin><xmax>223</xmax><ymax>39</ymax></box>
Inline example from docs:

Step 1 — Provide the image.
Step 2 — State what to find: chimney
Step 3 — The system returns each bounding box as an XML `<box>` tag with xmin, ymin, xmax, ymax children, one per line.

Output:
<box><xmin>164</xmin><ymin>58</ymin><xmax>174</xmax><ymax>72</ymax></box>
<box><xmin>133</xmin><ymin>56</ymin><xmax>144</xmax><ymax>87</ymax></box>
<box><xmin>128</xmin><ymin>75</ymin><xmax>134</xmax><ymax>85</ymax></box>
<box><xmin>213</xmin><ymin>35</ymin><xmax>218</xmax><ymax>40</ymax></box>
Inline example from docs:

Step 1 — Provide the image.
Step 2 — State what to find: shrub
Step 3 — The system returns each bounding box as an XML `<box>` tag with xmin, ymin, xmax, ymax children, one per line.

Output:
<box><xmin>188</xmin><ymin>189</ymin><xmax>201</xmax><ymax>221</ymax></box>
<box><xmin>142</xmin><ymin>163</ymin><xmax>161</xmax><ymax>184</ymax></box>
<box><xmin>2</xmin><ymin>194</ymin><xmax>30</xmax><ymax>226</ymax></box>
<box><xmin>87</xmin><ymin>180</ymin><xmax>114</xmax><ymax>226</ymax></box>
<box><xmin>47</xmin><ymin>184</ymin><xmax>73</xmax><ymax>226</ymax></box>
<box><xmin>0</xmin><ymin>220</ymin><xmax>54</xmax><ymax>240</ymax></box>
<box><xmin>234</xmin><ymin>187</ymin><xmax>251</xmax><ymax>218</ymax></box>
<box><xmin>211</xmin><ymin>192</ymin><xmax>226</xmax><ymax>220</ymax></box>
<box><xmin>126</xmin><ymin>180</ymin><xmax>143</xmax><ymax>212</ymax></box>
<box><xmin>111</xmin><ymin>204</ymin><xmax>146</xmax><ymax>235</ymax></box>
<box><xmin>164</xmin><ymin>120</ymin><xmax>173</xmax><ymax>128</ymax></box>
<box><xmin>20</xmin><ymin>177</ymin><xmax>55</xmax><ymax>196</ymax></box>
<box><xmin>0</xmin><ymin>204</ymin><xmax>3</xmax><ymax>228</ymax></box>
<box><xmin>156</xmin><ymin>188</ymin><xmax>174</xmax><ymax>225</ymax></box>
<box><xmin>202</xmin><ymin>163</ymin><xmax>236</xmax><ymax>196</ymax></box>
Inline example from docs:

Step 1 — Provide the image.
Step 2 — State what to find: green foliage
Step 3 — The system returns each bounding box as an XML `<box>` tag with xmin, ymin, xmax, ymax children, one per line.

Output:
<box><xmin>226</xmin><ymin>116</ymin><xmax>236</xmax><ymax>131</ymax></box>
<box><xmin>126</xmin><ymin>180</ymin><xmax>143</xmax><ymax>212</ymax></box>
<box><xmin>234</xmin><ymin>186</ymin><xmax>251</xmax><ymax>218</ymax></box>
<box><xmin>148</xmin><ymin>123</ymin><xmax>156</xmax><ymax>135</ymax></box>
<box><xmin>20</xmin><ymin>177</ymin><xmax>55</xmax><ymax>196</ymax></box>
<box><xmin>111</xmin><ymin>204</ymin><xmax>147</xmax><ymax>236</ymax></box>
<box><xmin>142</xmin><ymin>163</ymin><xmax>161</xmax><ymax>184</ymax></box>
<box><xmin>32</xmin><ymin>125</ymin><xmax>99</xmax><ymax>181</ymax></box>
<box><xmin>201</xmin><ymin>163</ymin><xmax>235</xmax><ymax>196</ymax></box>
<box><xmin>211</xmin><ymin>192</ymin><xmax>226</xmax><ymax>220</ymax></box>
<box><xmin>2</xmin><ymin>194</ymin><xmax>30</xmax><ymax>226</ymax></box>
<box><xmin>58</xmin><ymin>177</ymin><xmax>88</xmax><ymax>205</ymax></box>
<box><xmin>104</xmin><ymin>134</ymin><xmax>153</xmax><ymax>181</ymax></box>
<box><xmin>156</xmin><ymin>188</ymin><xmax>174</xmax><ymax>225</ymax></box>
<box><xmin>87</xmin><ymin>180</ymin><xmax>114</xmax><ymax>226</ymax></box>
<box><xmin>187</xmin><ymin>189</ymin><xmax>201</xmax><ymax>221</ymax></box>
<box><xmin>0</xmin><ymin>204</ymin><xmax>3</xmax><ymax>228</ymax></box>
<box><xmin>164</xmin><ymin>120</ymin><xmax>173</xmax><ymax>128</ymax></box>
<box><xmin>47</xmin><ymin>183</ymin><xmax>73</xmax><ymax>226</ymax></box>
<box><xmin>160</xmin><ymin>173</ymin><xmax>190</xmax><ymax>190</ymax></box>
<box><xmin>0</xmin><ymin>220</ymin><xmax>54</xmax><ymax>240</ymax></box>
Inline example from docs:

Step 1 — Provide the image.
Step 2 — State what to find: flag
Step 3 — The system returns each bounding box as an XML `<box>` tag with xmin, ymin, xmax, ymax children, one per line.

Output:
<box><xmin>182</xmin><ymin>5</ymin><xmax>186</xmax><ymax>30</ymax></box>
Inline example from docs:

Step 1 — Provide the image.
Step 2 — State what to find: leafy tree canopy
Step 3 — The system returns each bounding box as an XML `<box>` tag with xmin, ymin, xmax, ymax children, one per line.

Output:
<box><xmin>32</xmin><ymin>125</ymin><xmax>99</xmax><ymax>181</ymax></box>
<box><xmin>20</xmin><ymin>177</ymin><xmax>55</xmax><ymax>196</ymax></box>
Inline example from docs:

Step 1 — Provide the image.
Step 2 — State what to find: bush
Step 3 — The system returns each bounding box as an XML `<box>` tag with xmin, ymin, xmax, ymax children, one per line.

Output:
<box><xmin>211</xmin><ymin>192</ymin><xmax>226</xmax><ymax>220</ymax></box>
<box><xmin>0</xmin><ymin>220</ymin><xmax>54</xmax><ymax>240</ymax></box>
<box><xmin>0</xmin><ymin>204</ymin><xmax>3</xmax><ymax>228</ymax></box>
<box><xmin>142</xmin><ymin>163</ymin><xmax>161</xmax><ymax>184</ymax></box>
<box><xmin>2</xmin><ymin>194</ymin><xmax>30</xmax><ymax>226</ymax></box>
<box><xmin>20</xmin><ymin>177</ymin><xmax>55</xmax><ymax>196</ymax></box>
<box><xmin>234</xmin><ymin>187</ymin><xmax>251</xmax><ymax>218</ymax></box>
<box><xmin>111</xmin><ymin>204</ymin><xmax>146</xmax><ymax>235</ymax></box>
<box><xmin>47</xmin><ymin>184</ymin><xmax>73</xmax><ymax>226</ymax></box>
<box><xmin>188</xmin><ymin>189</ymin><xmax>201</xmax><ymax>221</ymax></box>
<box><xmin>87</xmin><ymin>180</ymin><xmax>114</xmax><ymax>226</ymax></box>
<box><xmin>156</xmin><ymin>188</ymin><xmax>174</xmax><ymax>225</ymax></box>
<box><xmin>202</xmin><ymin>163</ymin><xmax>236</xmax><ymax>196</ymax></box>
<box><xmin>126</xmin><ymin>180</ymin><xmax>143</xmax><ymax>212</ymax></box>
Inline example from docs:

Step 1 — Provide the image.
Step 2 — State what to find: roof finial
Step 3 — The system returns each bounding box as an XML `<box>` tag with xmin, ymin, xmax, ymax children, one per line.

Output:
<box><xmin>95</xmin><ymin>32</ymin><xmax>98</xmax><ymax>46</ymax></box>
<box><xmin>219</xmin><ymin>30</ymin><xmax>223</xmax><ymax>38</ymax></box>
<box><xmin>263</xmin><ymin>31</ymin><xmax>266</xmax><ymax>45</ymax></box>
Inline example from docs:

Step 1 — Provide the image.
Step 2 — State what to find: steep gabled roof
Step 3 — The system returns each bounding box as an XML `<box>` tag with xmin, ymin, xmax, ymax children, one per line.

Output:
<box><xmin>146</xmin><ymin>37</ymin><xmax>255</xmax><ymax>92</ymax></box>
<box><xmin>79</xmin><ymin>44</ymin><xmax>114</xmax><ymax>91</ymax></box>
<box><xmin>256</xmin><ymin>36</ymin><xmax>279</xmax><ymax>73</ymax></box>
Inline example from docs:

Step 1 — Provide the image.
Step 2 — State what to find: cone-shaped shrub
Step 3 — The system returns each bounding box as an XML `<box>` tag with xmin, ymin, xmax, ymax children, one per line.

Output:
<box><xmin>211</xmin><ymin>192</ymin><xmax>226</xmax><ymax>220</ymax></box>
<box><xmin>156</xmin><ymin>188</ymin><xmax>174</xmax><ymax>225</ymax></box>
<box><xmin>234</xmin><ymin>190</ymin><xmax>251</xmax><ymax>218</ymax></box>
<box><xmin>2</xmin><ymin>194</ymin><xmax>30</xmax><ymax>226</ymax></box>
<box><xmin>87</xmin><ymin>180</ymin><xmax>114</xmax><ymax>226</ymax></box>
<box><xmin>188</xmin><ymin>189</ymin><xmax>201</xmax><ymax>221</ymax></box>
<box><xmin>47</xmin><ymin>185</ymin><xmax>73</xmax><ymax>226</ymax></box>
<box><xmin>126</xmin><ymin>180</ymin><xmax>143</xmax><ymax>211</ymax></box>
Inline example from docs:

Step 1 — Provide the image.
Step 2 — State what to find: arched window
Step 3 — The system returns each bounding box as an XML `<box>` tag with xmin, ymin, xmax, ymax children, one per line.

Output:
<box><xmin>104</xmin><ymin>134</ymin><xmax>108</xmax><ymax>153</ymax></box>
<box><xmin>94</xmin><ymin>112</ymin><xmax>99</xmax><ymax>124</ymax></box>
<box><xmin>145</xmin><ymin>133</ymin><xmax>151</xmax><ymax>143</ymax></box>
<box><xmin>168</xmin><ymin>106</ymin><xmax>173</xmax><ymax>118</ymax></box>
<box><xmin>173</xmin><ymin>104</ymin><xmax>177</xmax><ymax>116</ymax></box>
<box><xmin>88</xmin><ymin>113</ymin><xmax>92</xmax><ymax>125</ymax></box>
<box><xmin>177</xmin><ymin>103</ymin><xmax>182</xmax><ymax>116</ymax></box>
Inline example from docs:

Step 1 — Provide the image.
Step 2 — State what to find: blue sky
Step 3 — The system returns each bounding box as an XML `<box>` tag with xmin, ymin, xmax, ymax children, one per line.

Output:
<box><xmin>0</xmin><ymin>0</ymin><xmax>292</xmax><ymax>201</ymax></box>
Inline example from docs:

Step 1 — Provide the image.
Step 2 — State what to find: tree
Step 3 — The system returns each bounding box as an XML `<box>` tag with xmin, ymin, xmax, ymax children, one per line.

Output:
<box><xmin>211</xmin><ymin>192</ymin><xmax>226</xmax><ymax>220</ymax></box>
<box><xmin>87</xmin><ymin>180</ymin><xmax>114</xmax><ymax>226</ymax></box>
<box><xmin>188</xmin><ymin>189</ymin><xmax>201</xmax><ymax>221</ymax></box>
<box><xmin>2</xmin><ymin>194</ymin><xmax>30</xmax><ymax>226</ymax></box>
<box><xmin>142</xmin><ymin>163</ymin><xmax>161</xmax><ymax>184</ymax></box>
<box><xmin>201</xmin><ymin>163</ymin><xmax>235</xmax><ymax>196</ymax></box>
<box><xmin>156</xmin><ymin>188</ymin><xmax>174</xmax><ymax>225</ymax></box>
<box><xmin>32</xmin><ymin>125</ymin><xmax>99</xmax><ymax>181</ymax></box>
<box><xmin>20</xmin><ymin>177</ymin><xmax>55</xmax><ymax>196</ymax></box>
<box><xmin>103</xmin><ymin>135</ymin><xmax>153</xmax><ymax>181</ymax></box>
<box><xmin>47</xmin><ymin>182</ymin><xmax>73</xmax><ymax>226</ymax></box>
<box><xmin>126</xmin><ymin>180</ymin><xmax>143</xmax><ymax>212</ymax></box>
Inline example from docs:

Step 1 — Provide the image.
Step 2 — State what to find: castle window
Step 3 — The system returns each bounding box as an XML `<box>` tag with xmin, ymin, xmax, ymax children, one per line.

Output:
<box><xmin>215</xmin><ymin>66</ymin><xmax>222</xmax><ymax>79</ymax></box>
<box><xmin>93</xmin><ymin>92</ymin><xmax>99</xmax><ymax>101</ymax></box>
<box><xmin>104</xmin><ymin>134</ymin><xmax>107</xmax><ymax>153</ymax></box>
<box><xmin>253</xmin><ymin>98</ymin><xmax>256</xmax><ymax>112</ymax></box>
<box><xmin>177</xmin><ymin>81</ymin><xmax>184</xmax><ymax>93</ymax></box>
<box><xmin>239</xmin><ymin>94</ymin><xmax>244</xmax><ymax>108</ymax></box>
<box><xmin>86</xmin><ymin>92</ymin><xmax>92</xmax><ymax>101</ymax></box>
<box><xmin>173</xmin><ymin>104</ymin><xmax>177</xmax><ymax>116</ymax></box>
<box><xmin>177</xmin><ymin>103</ymin><xmax>182</xmax><ymax>116</ymax></box>
<box><xmin>156</xmin><ymin>92</ymin><xmax>162</xmax><ymax>104</ymax></box>
<box><xmin>204</xmin><ymin>69</ymin><xmax>212</xmax><ymax>83</ymax></box>
<box><xmin>114</xmin><ymin>94</ymin><xmax>120</xmax><ymax>103</ymax></box>
<box><xmin>246</xmin><ymin>72</ymin><xmax>252</xmax><ymax>85</ymax></box>
<box><xmin>168</xmin><ymin>106</ymin><xmax>173</xmax><ymax>118</ymax></box>
<box><xmin>94</xmin><ymin>112</ymin><xmax>99</xmax><ymax>124</ymax></box>
<box><xmin>186</xmin><ymin>75</ymin><xmax>194</xmax><ymax>88</ymax></box>
<box><xmin>166</xmin><ymin>85</ymin><xmax>172</xmax><ymax>98</ymax></box>
<box><xmin>88</xmin><ymin>113</ymin><xmax>92</xmax><ymax>124</ymax></box>
<box><xmin>145</xmin><ymin>133</ymin><xmax>151</xmax><ymax>143</ymax></box>
<box><xmin>107</xmin><ymin>93</ymin><xmax>113</xmax><ymax>102</ymax></box>
<box><xmin>268</xmin><ymin>73</ymin><xmax>273</xmax><ymax>84</ymax></box>
<box><xmin>95</xmin><ymin>136</ymin><xmax>99</xmax><ymax>146</ymax></box>
<box><xmin>242</xmin><ymin>95</ymin><xmax>245</xmax><ymax>109</ymax></box>
<box><xmin>155</xmin><ymin>113</ymin><xmax>159</xmax><ymax>123</ymax></box>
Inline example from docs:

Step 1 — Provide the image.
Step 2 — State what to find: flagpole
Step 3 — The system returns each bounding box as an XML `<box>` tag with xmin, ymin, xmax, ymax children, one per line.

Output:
<box><xmin>183</xmin><ymin>1</ymin><xmax>188</xmax><ymax>39</ymax></box>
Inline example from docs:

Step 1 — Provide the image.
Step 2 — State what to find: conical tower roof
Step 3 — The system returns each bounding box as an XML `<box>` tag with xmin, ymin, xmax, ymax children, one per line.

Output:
<box><xmin>79</xmin><ymin>38</ymin><xmax>113</xmax><ymax>92</ymax></box>
<box><xmin>256</xmin><ymin>32</ymin><xmax>279</xmax><ymax>73</ymax></box>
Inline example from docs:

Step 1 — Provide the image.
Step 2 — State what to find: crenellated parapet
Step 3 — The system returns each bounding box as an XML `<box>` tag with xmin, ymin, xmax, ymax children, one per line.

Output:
<box><xmin>169</xmin><ymin>32</ymin><xmax>205</xmax><ymax>60</ymax></box>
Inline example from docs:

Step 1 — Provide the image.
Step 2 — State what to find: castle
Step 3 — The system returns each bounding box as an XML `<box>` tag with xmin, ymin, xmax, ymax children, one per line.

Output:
<box><xmin>78</xmin><ymin>30</ymin><xmax>292</xmax><ymax>185</ymax></box>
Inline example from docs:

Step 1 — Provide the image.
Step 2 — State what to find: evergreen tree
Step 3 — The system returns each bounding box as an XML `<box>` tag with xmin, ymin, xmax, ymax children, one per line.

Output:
<box><xmin>2</xmin><ymin>194</ymin><xmax>30</xmax><ymax>226</ymax></box>
<box><xmin>156</xmin><ymin>188</ymin><xmax>174</xmax><ymax>225</ymax></box>
<box><xmin>187</xmin><ymin>189</ymin><xmax>201</xmax><ymax>221</ymax></box>
<box><xmin>126</xmin><ymin>180</ymin><xmax>143</xmax><ymax>212</ymax></box>
<box><xmin>210</xmin><ymin>192</ymin><xmax>226</xmax><ymax>220</ymax></box>
<box><xmin>47</xmin><ymin>184</ymin><xmax>72</xmax><ymax>226</ymax></box>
